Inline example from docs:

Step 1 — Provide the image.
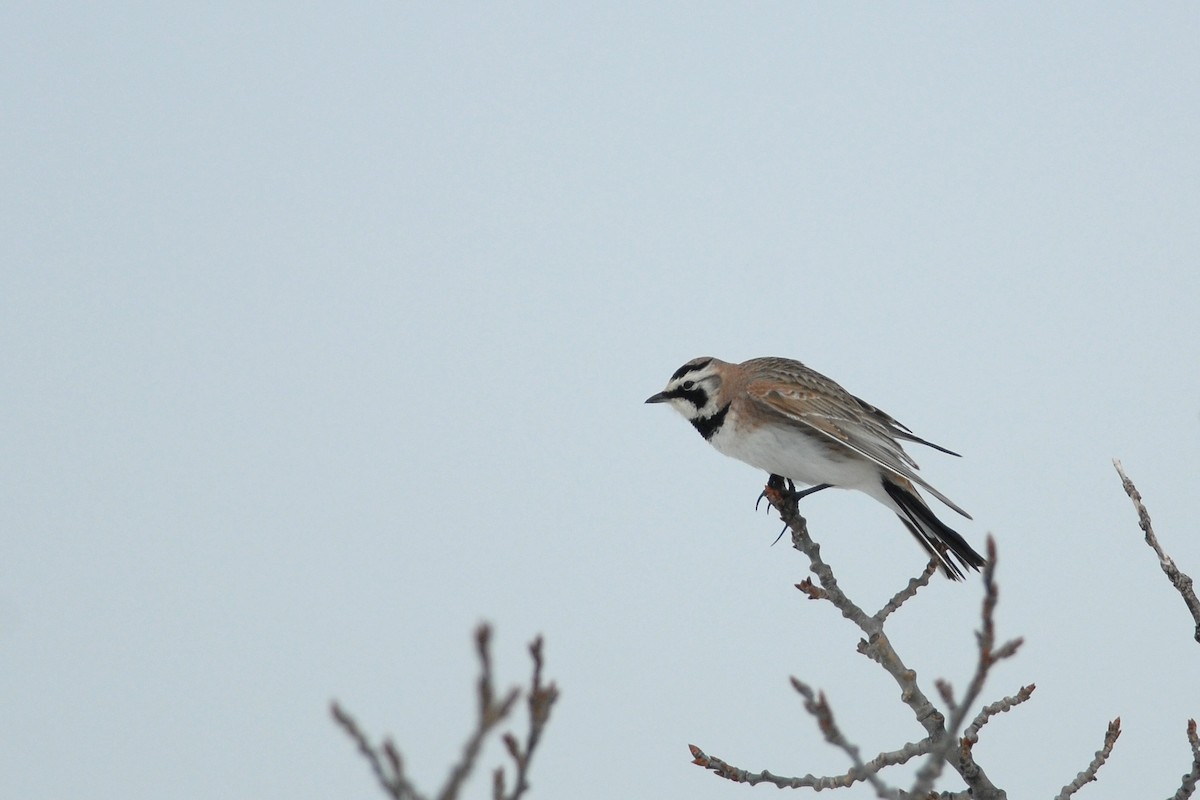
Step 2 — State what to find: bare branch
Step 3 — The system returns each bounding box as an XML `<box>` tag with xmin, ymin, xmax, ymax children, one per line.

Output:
<box><xmin>775</xmin><ymin>502</ymin><xmax>877</xmax><ymax>632</ymax></box>
<box><xmin>495</xmin><ymin>636</ymin><xmax>560</xmax><ymax>800</ymax></box>
<box><xmin>1172</xmin><ymin>718</ymin><xmax>1200</xmax><ymax>800</ymax></box>
<box><xmin>765</xmin><ymin>486</ymin><xmax>1008</xmax><ymax>797</ymax></box>
<box><xmin>1114</xmin><ymin>459</ymin><xmax>1200</xmax><ymax>644</ymax></box>
<box><xmin>775</xmin><ymin>499</ymin><xmax>954</xmax><ymax>745</ymax></box>
<box><xmin>790</xmin><ymin>678</ymin><xmax>901</xmax><ymax>798</ymax></box>
<box><xmin>689</xmin><ymin>743</ymin><xmax>819</xmax><ymax>789</ymax></box>
<box><xmin>334</xmin><ymin>625</ymin><xmax>555</xmax><ymax>800</ymax></box>
<box><xmin>911</xmin><ymin>538</ymin><xmax>1021</xmax><ymax>799</ymax></box>
<box><xmin>330</xmin><ymin>702</ymin><xmax>424</xmax><ymax>800</ymax></box>
<box><xmin>961</xmin><ymin>684</ymin><xmax>1036</xmax><ymax>756</ymax></box>
<box><xmin>691</xmin><ymin>469</ymin><xmax>1195</xmax><ymax>798</ymax></box>
<box><xmin>687</xmin><ymin>741</ymin><xmax>934</xmax><ymax>794</ymax></box>
<box><xmin>1053</xmin><ymin>717</ymin><xmax>1122</xmax><ymax>800</ymax></box>
<box><xmin>873</xmin><ymin>559</ymin><xmax>939</xmax><ymax>626</ymax></box>
<box><xmin>1112</xmin><ymin>463</ymin><xmax>1200</xmax><ymax>797</ymax></box>
<box><xmin>436</xmin><ymin>625</ymin><xmax>520</xmax><ymax>800</ymax></box>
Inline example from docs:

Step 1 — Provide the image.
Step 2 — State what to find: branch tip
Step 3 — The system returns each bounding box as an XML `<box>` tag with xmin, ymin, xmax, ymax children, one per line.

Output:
<box><xmin>1113</xmin><ymin>460</ymin><xmax>1200</xmax><ymax>644</ymax></box>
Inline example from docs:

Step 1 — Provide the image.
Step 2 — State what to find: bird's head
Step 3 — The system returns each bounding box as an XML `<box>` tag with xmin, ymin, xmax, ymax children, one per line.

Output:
<box><xmin>645</xmin><ymin>357</ymin><xmax>728</xmax><ymax>420</ymax></box>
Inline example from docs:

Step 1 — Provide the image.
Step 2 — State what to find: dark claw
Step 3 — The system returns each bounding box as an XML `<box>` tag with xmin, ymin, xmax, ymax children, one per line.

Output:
<box><xmin>756</xmin><ymin>474</ymin><xmax>790</xmax><ymax>511</ymax></box>
<box><xmin>759</xmin><ymin>478</ymin><xmax>834</xmax><ymax>545</ymax></box>
<box><xmin>758</xmin><ymin>477</ymin><xmax>832</xmax><ymax>509</ymax></box>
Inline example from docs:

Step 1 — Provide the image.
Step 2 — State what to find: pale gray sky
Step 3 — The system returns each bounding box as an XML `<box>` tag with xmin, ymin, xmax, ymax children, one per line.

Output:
<box><xmin>3</xmin><ymin>4</ymin><xmax>1199</xmax><ymax>799</ymax></box>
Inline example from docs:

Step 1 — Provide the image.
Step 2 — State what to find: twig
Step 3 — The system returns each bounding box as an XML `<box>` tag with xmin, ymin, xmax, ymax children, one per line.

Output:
<box><xmin>910</xmin><ymin>538</ymin><xmax>1022</xmax><ymax>798</ymax></box>
<box><xmin>1172</xmin><ymin>718</ymin><xmax>1200</xmax><ymax>800</ymax></box>
<box><xmin>1113</xmin><ymin>463</ymin><xmax>1200</xmax><ymax>797</ymax></box>
<box><xmin>790</xmin><ymin>678</ymin><xmax>900</xmax><ymax>798</ymax></box>
<box><xmin>873</xmin><ymin>558</ymin><xmax>939</xmax><ymax>626</ymax></box>
<box><xmin>494</xmin><ymin>636</ymin><xmax>559</xmax><ymax>800</ymax></box>
<box><xmin>333</xmin><ymin>625</ymin><xmax>555</xmax><ymax>800</ymax></box>
<box><xmin>768</xmin><ymin>486</ymin><xmax>1008</xmax><ymax>797</ymax></box>
<box><xmin>771</xmin><ymin>495</ymin><xmax>950</xmax><ymax>741</ymax></box>
<box><xmin>330</xmin><ymin>702</ymin><xmax>424</xmax><ymax>800</ymax></box>
<box><xmin>773</xmin><ymin>496</ymin><xmax>876</xmax><ymax>632</ymax></box>
<box><xmin>1113</xmin><ymin>460</ymin><xmax>1200</xmax><ymax>644</ymax></box>
<box><xmin>689</xmin><ymin>743</ymin><xmax>823</xmax><ymax>789</ymax></box>
<box><xmin>1053</xmin><ymin>718</ymin><xmax>1122</xmax><ymax>800</ymax></box>
<box><xmin>961</xmin><ymin>684</ymin><xmax>1036</xmax><ymax>756</ymax></box>
<box><xmin>687</xmin><ymin>740</ymin><xmax>931</xmax><ymax>792</ymax></box>
<box><xmin>437</xmin><ymin>626</ymin><xmax>520</xmax><ymax>800</ymax></box>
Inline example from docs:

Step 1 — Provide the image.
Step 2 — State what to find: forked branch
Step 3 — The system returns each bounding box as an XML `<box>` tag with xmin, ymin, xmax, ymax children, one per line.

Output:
<box><xmin>909</xmin><ymin>539</ymin><xmax>1022</xmax><ymax>797</ymax></box>
<box><xmin>332</xmin><ymin>625</ymin><xmax>557</xmax><ymax>800</ymax></box>
<box><xmin>689</xmin><ymin>485</ymin><xmax>1026</xmax><ymax>797</ymax></box>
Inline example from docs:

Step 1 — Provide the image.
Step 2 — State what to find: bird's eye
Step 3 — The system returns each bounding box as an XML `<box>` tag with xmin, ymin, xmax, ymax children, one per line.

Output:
<box><xmin>682</xmin><ymin>380</ymin><xmax>695</xmax><ymax>390</ymax></box>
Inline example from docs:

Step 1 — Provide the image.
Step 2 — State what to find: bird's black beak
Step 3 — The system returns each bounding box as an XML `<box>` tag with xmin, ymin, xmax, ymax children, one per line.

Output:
<box><xmin>645</xmin><ymin>392</ymin><xmax>670</xmax><ymax>404</ymax></box>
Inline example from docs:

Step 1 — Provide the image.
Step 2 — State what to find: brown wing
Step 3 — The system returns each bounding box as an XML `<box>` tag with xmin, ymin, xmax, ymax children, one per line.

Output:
<box><xmin>742</xmin><ymin>359</ymin><xmax>971</xmax><ymax>519</ymax></box>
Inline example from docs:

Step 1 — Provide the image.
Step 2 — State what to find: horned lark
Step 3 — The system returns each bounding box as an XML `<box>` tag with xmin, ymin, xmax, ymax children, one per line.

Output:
<box><xmin>646</xmin><ymin>356</ymin><xmax>985</xmax><ymax>579</ymax></box>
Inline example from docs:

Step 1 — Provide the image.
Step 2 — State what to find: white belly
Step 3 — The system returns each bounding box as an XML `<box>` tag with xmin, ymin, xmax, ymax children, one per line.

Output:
<box><xmin>708</xmin><ymin>412</ymin><xmax>880</xmax><ymax>491</ymax></box>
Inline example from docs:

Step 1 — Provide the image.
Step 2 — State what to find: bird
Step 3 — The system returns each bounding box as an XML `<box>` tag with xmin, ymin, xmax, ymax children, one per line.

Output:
<box><xmin>645</xmin><ymin>356</ymin><xmax>985</xmax><ymax>579</ymax></box>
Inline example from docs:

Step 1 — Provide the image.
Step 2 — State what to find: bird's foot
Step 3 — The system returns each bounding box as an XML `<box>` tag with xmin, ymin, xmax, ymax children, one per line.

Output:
<box><xmin>759</xmin><ymin>476</ymin><xmax>832</xmax><ymax>545</ymax></box>
<box><xmin>757</xmin><ymin>475</ymin><xmax>831</xmax><ymax>511</ymax></box>
<box><xmin>756</xmin><ymin>474</ymin><xmax>793</xmax><ymax>511</ymax></box>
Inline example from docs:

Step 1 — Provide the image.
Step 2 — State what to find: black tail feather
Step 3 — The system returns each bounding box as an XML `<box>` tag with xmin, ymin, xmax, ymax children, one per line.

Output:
<box><xmin>895</xmin><ymin>430</ymin><xmax>962</xmax><ymax>458</ymax></box>
<box><xmin>882</xmin><ymin>478</ymin><xmax>986</xmax><ymax>581</ymax></box>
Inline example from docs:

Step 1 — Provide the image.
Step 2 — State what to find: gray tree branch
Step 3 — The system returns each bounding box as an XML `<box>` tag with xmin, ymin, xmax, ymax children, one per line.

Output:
<box><xmin>790</xmin><ymin>678</ymin><xmax>901</xmax><ymax>798</ymax></box>
<box><xmin>1172</xmin><ymin>719</ymin><xmax>1200</xmax><ymax>800</ymax></box>
<box><xmin>961</xmin><ymin>684</ymin><xmax>1036</xmax><ymax>756</ymax></box>
<box><xmin>690</xmin><ymin>483</ymin><xmax>1024</xmax><ymax>798</ymax></box>
<box><xmin>1053</xmin><ymin>718</ymin><xmax>1122</xmax><ymax>800</ymax></box>
<box><xmin>332</xmin><ymin>625</ymin><xmax>557</xmax><ymax>800</ymax></box>
<box><xmin>1113</xmin><ymin>459</ymin><xmax>1200</xmax><ymax>644</ymax></box>
<box><xmin>910</xmin><ymin>539</ymin><xmax>1022</xmax><ymax>798</ymax></box>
